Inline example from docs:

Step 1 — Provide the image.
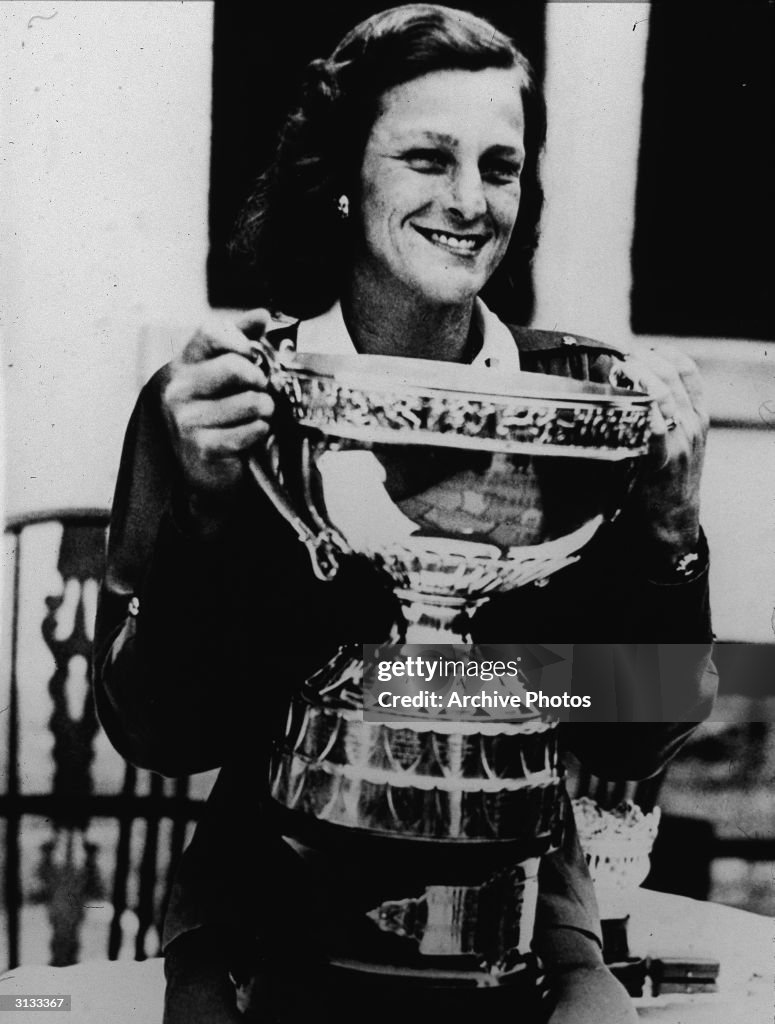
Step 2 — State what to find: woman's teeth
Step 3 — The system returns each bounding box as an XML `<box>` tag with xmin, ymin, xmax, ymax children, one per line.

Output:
<box><xmin>428</xmin><ymin>231</ymin><xmax>480</xmax><ymax>252</ymax></box>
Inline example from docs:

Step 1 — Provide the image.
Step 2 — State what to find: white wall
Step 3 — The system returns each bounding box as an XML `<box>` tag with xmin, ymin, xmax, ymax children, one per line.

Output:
<box><xmin>535</xmin><ymin>1</ymin><xmax>648</xmax><ymax>343</ymax></box>
<box><xmin>1</xmin><ymin>0</ymin><xmax>213</xmax><ymax>517</ymax></box>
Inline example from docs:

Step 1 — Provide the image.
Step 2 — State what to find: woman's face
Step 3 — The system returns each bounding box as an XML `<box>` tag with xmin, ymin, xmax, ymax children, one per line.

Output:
<box><xmin>354</xmin><ymin>67</ymin><xmax>526</xmax><ymax>307</ymax></box>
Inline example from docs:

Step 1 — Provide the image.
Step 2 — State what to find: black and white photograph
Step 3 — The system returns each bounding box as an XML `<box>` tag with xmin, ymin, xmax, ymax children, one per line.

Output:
<box><xmin>1</xmin><ymin>2</ymin><xmax>774</xmax><ymax>1022</ymax></box>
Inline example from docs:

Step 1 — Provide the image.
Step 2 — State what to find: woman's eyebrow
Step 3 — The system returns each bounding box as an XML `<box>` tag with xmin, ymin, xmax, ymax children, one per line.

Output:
<box><xmin>396</xmin><ymin>130</ymin><xmax>458</xmax><ymax>148</ymax></box>
<box><xmin>394</xmin><ymin>133</ymin><xmax>525</xmax><ymax>161</ymax></box>
<box><xmin>486</xmin><ymin>143</ymin><xmax>526</xmax><ymax>161</ymax></box>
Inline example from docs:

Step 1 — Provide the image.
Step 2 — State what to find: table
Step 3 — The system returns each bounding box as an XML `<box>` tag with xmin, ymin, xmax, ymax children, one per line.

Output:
<box><xmin>0</xmin><ymin>890</ymin><xmax>772</xmax><ymax>1023</ymax></box>
<box><xmin>629</xmin><ymin>889</ymin><xmax>773</xmax><ymax>1021</ymax></box>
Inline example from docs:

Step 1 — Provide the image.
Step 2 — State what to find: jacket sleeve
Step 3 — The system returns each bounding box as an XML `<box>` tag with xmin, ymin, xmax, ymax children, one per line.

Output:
<box><xmin>564</xmin><ymin>513</ymin><xmax>716</xmax><ymax>779</ymax></box>
<box><xmin>563</xmin><ymin>643</ymin><xmax>717</xmax><ymax>780</ymax></box>
<box><xmin>533</xmin><ymin>790</ymin><xmax>605</xmax><ymax>962</ymax></box>
<box><xmin>93</xmin><ymin>368</ymin><xmax>312</xmax><ymax>776</ymax></box>
<box><xmin>93</xmin><ymin>367</ymin><xmax>251</xmax><ymax>775</ymax></box>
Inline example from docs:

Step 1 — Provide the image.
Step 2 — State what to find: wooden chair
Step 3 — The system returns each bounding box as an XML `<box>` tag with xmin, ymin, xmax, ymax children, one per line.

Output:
<box><xmin>1</xmin><ymin>510</ymin><xmax>209</xmax><ymax>972</ymax></box>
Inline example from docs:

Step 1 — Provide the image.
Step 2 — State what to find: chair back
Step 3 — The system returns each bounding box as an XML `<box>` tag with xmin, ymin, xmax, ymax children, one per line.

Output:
<box><xmin>1</xmin><ymin>510</ymin><xmax>210</xmax><ymax>970</ymax></box>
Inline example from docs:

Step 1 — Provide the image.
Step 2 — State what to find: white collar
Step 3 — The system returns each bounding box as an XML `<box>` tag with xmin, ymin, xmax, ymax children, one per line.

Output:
<box><xmin>295</xmin><ymin>298</ymin><xmax>520</xmax><ymax>370</ymax></box>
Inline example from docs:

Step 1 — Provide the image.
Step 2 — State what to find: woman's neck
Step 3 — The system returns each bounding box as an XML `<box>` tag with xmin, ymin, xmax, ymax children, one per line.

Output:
<box><xmin>341</xmin><ymin>275</ymin><xmax>476</xmax><ymax>363</ymax></box>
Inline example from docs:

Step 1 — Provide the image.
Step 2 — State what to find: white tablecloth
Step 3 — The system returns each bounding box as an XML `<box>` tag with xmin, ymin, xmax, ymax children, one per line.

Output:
<box><xmin>0</xmin><ymin>958</ymin><xmax>164</xmax><ymax>1023</ymax></box>
<box><xmin>1</xmin><ymin>891</ymin><xmax>772</xmax><ymax>1023</ymax></box>
<box><xmin>628</xmin><ymin>889</ymin><xmax>773</xmax><ymax>1022</ymax></box>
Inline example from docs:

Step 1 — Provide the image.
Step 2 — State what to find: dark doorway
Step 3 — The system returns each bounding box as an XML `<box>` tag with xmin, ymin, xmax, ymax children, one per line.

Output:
<box><xmin>632</xmin><ymin>2</ymin><xmax>774</xmax><ymax>341</ymax></box>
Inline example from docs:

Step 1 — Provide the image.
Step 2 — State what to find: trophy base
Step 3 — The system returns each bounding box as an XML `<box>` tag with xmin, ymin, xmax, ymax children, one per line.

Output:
<box><xmin>232</xmin><ymin>950</ymin><xmax>549</xmax><ymax>1023</ymax></box>
<box><xmin>326</xmin><ymin>950</ymin><xmax>545</xmax><ymax>989</ymax></box>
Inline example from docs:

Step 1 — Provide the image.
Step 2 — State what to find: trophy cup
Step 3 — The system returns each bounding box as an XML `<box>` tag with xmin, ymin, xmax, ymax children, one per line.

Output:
<box><xmin>573</xmin><ymin>797</ymin><xmax>663</xmax><ymax>996</ymax></box>
<box><xmin>247</xmin><ymin>342</ymin><xmax>652</xmax><ymax>993</ymax></box>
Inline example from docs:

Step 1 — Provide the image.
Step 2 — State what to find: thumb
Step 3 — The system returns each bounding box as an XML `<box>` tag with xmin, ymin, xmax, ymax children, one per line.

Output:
<box><xmin>235</xmin><ymin>308</ymin><xmax>273</xmax><ymax>340</ymax></box>
<box><xmin>647</xmin><ymin>403</ymin><xmax>672</xmax><ymax>471</ymax></box>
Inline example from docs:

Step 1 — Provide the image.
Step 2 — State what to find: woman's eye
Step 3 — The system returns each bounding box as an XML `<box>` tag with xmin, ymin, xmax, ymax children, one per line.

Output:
<box><xmin>483</xmin><ymin>162</ymin><xmax>522</xmax><ymax>184</ymax></box>
<box><xmin>404</xmin><ymin>150</ymin><xmax>448</xmax><ymax>173</ymax></box>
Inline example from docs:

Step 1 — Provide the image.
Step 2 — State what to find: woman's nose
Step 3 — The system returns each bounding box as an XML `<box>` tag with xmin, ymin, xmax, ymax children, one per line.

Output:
<box><xmin>447</xmin><ymin>166</ymin><xmax>487</xmax><ymax>221</ymax></box>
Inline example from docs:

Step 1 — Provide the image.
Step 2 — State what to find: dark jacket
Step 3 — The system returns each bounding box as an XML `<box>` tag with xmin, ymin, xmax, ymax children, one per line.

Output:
<box><xmin>94</xmin><ymin>324</ymin><xmax>716</xmax><ymax>962</ymax></box>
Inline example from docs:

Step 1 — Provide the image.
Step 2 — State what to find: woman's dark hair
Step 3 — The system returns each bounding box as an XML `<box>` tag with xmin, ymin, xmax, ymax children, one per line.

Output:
<box><xmin>233</xmin><ymin>4</ymin><xmax>546</xmax><ymax>320</ymax></box>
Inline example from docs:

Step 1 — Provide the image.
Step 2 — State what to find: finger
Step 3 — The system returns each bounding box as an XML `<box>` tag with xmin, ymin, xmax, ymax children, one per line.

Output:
<box><xmin>178</xmin><ymin>391</ymin><xmax>275</xmax><ymax>429</ymax></box>
<box><xmin>644</xmin><ymin>410</ymin><xmax>676</xmax><ymax>470</ymax></box>
<box><xmin>625</xmin><ymin>358</ymin><xmax>683</xmax><ymax>471</ymax></box>
<box><xmin>647</xmin><ymin>343</ymin><xmax>703</xmax><ymax>395</ymax></box>
<box><xmin>680</xmin><ymin>369</ymin><xmax>705</xmax><ymax>420</ymax></box>
<box><xmin>641</xmin><ymin>351</ymin><xmax>697</xmax><ymax>427</ymax></box>
<box><xmin>234</xmin><ymin>307</ymin><xmax>273</xmax><ymax>339</ymax></box>
<box><xmin>671</xmin><ymin>353</ymin><xmax>706</xmax><ymax>422</ymax></box>
<box><xmin>644</xmin><ymin>357</ymin><xmax>708</xmax><ymax>444</ymax></box>
<box><xmin>182</xmin><ymin>317</ymin><xmax>260</xmax><ymax>364</ymax></box>
<box><xmin>622</xmin><ymin>359</ymin><xmax>679</xmax><ymax>430</ymax></box>
<box><xmin>196</xmin><ymin>419</ymin><xmax>272</xmax><ymax>459</ymax></box>
<box><xmin>643</xmin><ymin>344</ymin><xmax>708</xmax><ymax>423</ymax></box>
<box><xmin>183</xmin><ymin>352</ymin><xmax>269</xmax><ymax>398</ymax></box>
<box><xmin>638</xmin><ymin>380</ymin><xmax>696</xmax><ymax>471</ymax></box>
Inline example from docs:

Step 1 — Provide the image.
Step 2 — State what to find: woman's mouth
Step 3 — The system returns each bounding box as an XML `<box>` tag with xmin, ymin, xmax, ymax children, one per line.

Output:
<box><xmin>412</xmin><ymin>225</ymin><xmax>488</xmax><ymax>255</ymax></box>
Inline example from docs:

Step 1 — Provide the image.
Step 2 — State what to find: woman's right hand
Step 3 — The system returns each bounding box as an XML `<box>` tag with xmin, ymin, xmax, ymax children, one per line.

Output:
<box><xmin>161</xmin><ymin>309</ymin><xmax>276</xmax><ymax>529</ymax></box>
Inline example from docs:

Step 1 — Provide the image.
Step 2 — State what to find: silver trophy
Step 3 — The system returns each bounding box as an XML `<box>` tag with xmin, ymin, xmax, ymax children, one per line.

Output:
<box><xmin>248</xmin><ymin>342</ymin><xmax>652</xmax><ymax>988</ymax></box>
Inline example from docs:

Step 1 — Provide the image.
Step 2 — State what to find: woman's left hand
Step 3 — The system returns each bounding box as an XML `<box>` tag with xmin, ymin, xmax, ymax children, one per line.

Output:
<box><xmin>616</xmin><ymin>344</ymin><xmax>709</xmax><ymax>562</ymax></box>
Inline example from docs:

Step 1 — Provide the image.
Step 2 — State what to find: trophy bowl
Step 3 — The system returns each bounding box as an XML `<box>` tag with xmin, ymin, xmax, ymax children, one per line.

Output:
<box><xmin>247</xmin><ymin>344</ymin><xmax>652</xmax><ymax>984</ymax></box>
<box><xmin>250</xmin><ymin>349</ymin><xmax>652</xmax><ymax>602</ymax></box>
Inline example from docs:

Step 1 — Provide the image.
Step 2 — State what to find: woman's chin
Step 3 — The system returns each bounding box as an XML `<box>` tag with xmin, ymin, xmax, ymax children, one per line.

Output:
<box><xmin>409</xmin><ymin>270</ymin><xmax>485</xmax><ymax>307</ymax></box>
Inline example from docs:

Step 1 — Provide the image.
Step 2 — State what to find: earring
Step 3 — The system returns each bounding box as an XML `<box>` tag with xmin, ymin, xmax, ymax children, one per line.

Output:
<box><xmin>337</xmin><ymin>194</ymin><xmax>350</xmax><ymax>219</ymax></box>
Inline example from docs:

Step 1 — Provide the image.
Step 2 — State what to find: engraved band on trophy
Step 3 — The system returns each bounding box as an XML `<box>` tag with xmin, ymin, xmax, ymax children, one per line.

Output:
<box><xmin>247</xmin><ymin>341</ymin><xmax>652</xmax><ymax>988</ymax></box>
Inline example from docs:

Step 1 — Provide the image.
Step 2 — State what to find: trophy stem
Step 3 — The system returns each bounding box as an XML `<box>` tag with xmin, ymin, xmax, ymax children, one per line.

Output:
<box><xmin>398</xmin><ymin>595</ymin><xmax>477</xmax><ymax>645</ymax></box>
<box><xmin>398</xmin><ymin>596</ymin><xmax>480</xmax><ymax>840</ymax></box>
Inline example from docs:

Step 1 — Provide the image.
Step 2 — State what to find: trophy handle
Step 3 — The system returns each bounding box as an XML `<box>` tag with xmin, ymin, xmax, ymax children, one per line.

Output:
<box><xmin>247</xmin><ymin>336</ymin><xmax>283</xmax><ymax>378</ymax></box>
<box><xmin>247</xmin><ymin>455</ymin><xmax>342</xmax><ymax>582</ymax></box>
<box><xmin>245</xmin><ymin>337</ymin><xmax>344</xmax><ymax>582</ymax></box>
<box><xmin>608</xmin><ymin>355</ymin><xmax>640</xmax><ymax>391</ymax></box>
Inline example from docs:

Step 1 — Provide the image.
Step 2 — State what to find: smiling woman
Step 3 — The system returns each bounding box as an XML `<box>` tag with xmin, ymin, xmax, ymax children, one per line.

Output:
<box><xmin>94</xmin><ymin>5</ymin><xmax>715</xmax><ymax>1023</ymax></box>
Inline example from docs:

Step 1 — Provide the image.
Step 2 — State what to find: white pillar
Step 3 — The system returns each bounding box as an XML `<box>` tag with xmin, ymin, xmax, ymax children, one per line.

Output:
<box><xmin>533</xmin><ymin>3</ymin><xmax>651</xmax><ymax>347</ymax></box>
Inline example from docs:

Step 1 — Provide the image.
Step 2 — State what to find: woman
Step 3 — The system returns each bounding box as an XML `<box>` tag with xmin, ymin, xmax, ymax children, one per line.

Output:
<box><xmin>95</xmin><ymin>6</ymin><xmax>715</xmax><ymax>1022</ymax></box>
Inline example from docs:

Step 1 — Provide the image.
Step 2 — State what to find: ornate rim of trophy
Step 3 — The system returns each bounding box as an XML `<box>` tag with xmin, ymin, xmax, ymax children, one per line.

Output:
<box><xmin>263</xmin><ymin>350</ymin><xmax>653</xmax><ymax>460</ymax></box>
